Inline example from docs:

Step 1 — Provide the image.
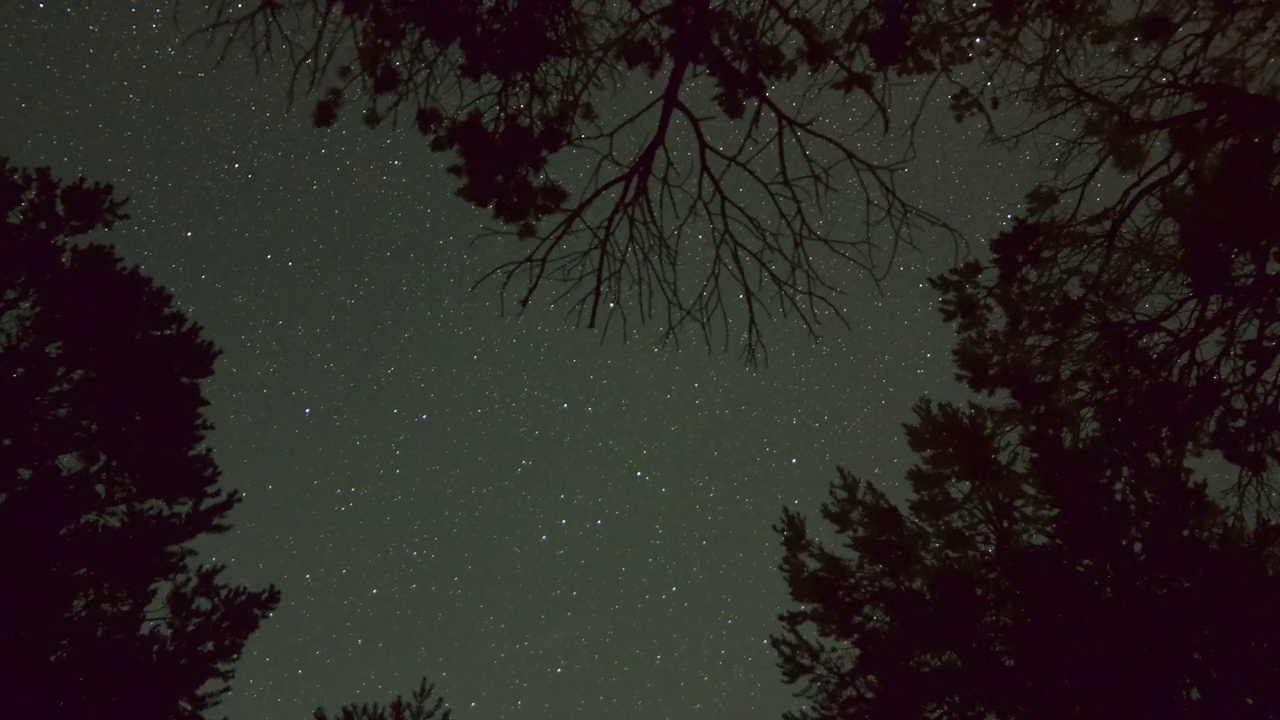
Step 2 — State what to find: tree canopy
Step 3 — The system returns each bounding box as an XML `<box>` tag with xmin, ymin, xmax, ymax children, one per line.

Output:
<box><xmin>930</xmin><ymin>0</ymin><xmax>1280</xmax><ymax>512</ymax></box>
<box><xmin>314</xmin><ymin>677</ymin><xmax>453</xmax><ymax>720</ymax></box>
<box><xmin>182</xmin><ymin>0</ymin><xmax>1279</xmax><ymax>362</ymax></box>
<box><xmin>773</xmin><ymin>457</ymin><xmax>1280</xmax><ymax>718</ymax></box>
<box><xmin>770</xmin><ymin>0</ymin><xmax>1279</xmax><ymax>716</ymax></box>
<box><xmin>182</xmin><ymin>0</ymin><xmax>994</xmax><ymax>361</ymax></box>
<box><xmin>0</xmin><ymin>158</ymin><xmax>280</xmax><ymax>719</ymax></box>
<box><xmin>771</xmin><ymin>128</ymin><xmax>1280</xmax><ymax>714</ymax></box>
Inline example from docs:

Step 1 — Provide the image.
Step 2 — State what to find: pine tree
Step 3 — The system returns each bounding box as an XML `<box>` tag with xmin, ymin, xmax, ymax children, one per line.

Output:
<box><xmin>0</xmin><ymin>158</ymin><xmax>280</xmax><ymax>719</ymax></box>
<box><xmin>771</xmin><ymin>37</ymin><xmax>1280</xmax><ymax>713</ymax></box>
<box><xmin>314</xmin><ymin>677</ymin><xmax>452</xmax><ymax>720</ymax></box>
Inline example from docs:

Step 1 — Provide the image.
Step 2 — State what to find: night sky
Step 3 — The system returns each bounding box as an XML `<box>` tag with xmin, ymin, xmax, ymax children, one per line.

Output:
<box><xmin>3</xmin><ymin>3</ymin><xmax>1040</xmax><ymax>718</ymax></box>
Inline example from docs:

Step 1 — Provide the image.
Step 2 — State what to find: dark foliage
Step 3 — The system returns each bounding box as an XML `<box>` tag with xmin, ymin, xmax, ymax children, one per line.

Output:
<box><xmin>772</xmin><ymin>0</ymin><xmax>1279</xmax><ymax>716</ymax></box>
<box><xmin>314</xmin><ymin>677</ymin><xmax>452</xmax><ymax>720</ymax></box>
<box><xmin>774</xmin><ymin>455</ymin><xmax>1280</xmax><ymax>718</ymax></box>
<box><xmin>180</xmin><ymin>1</ymin><xmax>1279</xmax><ymax>364</ymax></box>
<box><xmin>931</xmin><ymin>16</ymin><xmax>1280</xmax><ymax>513</ymax></box>
<box><xmin>181</xmin><ymin>0</ymin><xmax>985</xmax><ymax>363</ymax></box>
<box><xmin>0</xmin><ymin>159</ymin><xmax>280</xmax><ymax>719</ymax></box>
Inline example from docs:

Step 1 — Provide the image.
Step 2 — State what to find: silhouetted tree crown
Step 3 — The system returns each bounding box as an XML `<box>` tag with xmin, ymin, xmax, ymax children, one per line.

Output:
<box><xmin>0</xmin><ymin>158</ymin><xmax>280</xmax><ymax>719</ymax></box>
<box><xmin>185</xmin><ymin>0</ymin><xmax>1277</xmax><ymax>363</ymax></box>
<box><xmin>314</xmin><ymin>677</ymin><xmax>453</xmax><ymax>720</ymax></box>
<box><xmin>766</xmin><ymin>0</ymin><xmax>1278</xmax><ymax>716</ymax></box>
<box><xmin>184</xmin><ymin>0</ymin><xmax>991</xmax><ymax>362</ymax></box>
<box><xmin>774</xmin><ymin>457</ymin><xmax>1280</xmax><ymax>718</ymax></box>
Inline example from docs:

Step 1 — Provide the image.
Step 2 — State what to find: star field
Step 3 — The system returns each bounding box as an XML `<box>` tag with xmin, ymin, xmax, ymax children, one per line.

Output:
<box><xmin>2</xmin><ymin>3</ymin><xmax>1041</xmax><ymax>718</ymax></box>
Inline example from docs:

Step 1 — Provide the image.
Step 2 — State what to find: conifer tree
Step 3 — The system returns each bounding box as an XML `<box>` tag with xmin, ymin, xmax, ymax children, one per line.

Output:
<box><xmin>314</xmin><ymin>677</ymin><xmax>452</xmax><ymax>720</ymax></box>
<box><xmin>0</xmin><ymin>158</ymin><xmax>280</xmax><ymax>719</ymax></box>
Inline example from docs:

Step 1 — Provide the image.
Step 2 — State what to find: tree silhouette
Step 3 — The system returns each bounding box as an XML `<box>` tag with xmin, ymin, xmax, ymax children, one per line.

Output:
<box><xmin>181</xmin><ymin>1</ymin><xmax>1277</xmax><ymax>363</ymax></box>
<box><xmin>769</xmin><ymin>1</ymin><xmax>1278</xmax><ymax>714</ymax></box>
<box><xmin>930</xmin><ymin>27</ymin><xmax>1280</xmax><ymax>512</ymax></box>
<box><xmin>773</xmin><ymin>450</ymin><xmax>1280</xmax><ymax>719</ymax></box>
<box><xmin>175</xmin><ymin>0</ymin><xmax>1274</xmax><ymax>361</ymax></box>
<box><xmin>314</xmin><ymin>677</ymin><xmax>452</xmax><ymax>720</ymax></box>
<box><xmin>181</xmin><ymin>0</ymin><xmax>974</xmax><ymax>362</ymax></box>
<box><xmin>775</xmin><ymin>220</ymin><xmax>1280</xmax><ymax>710</ymax></box>
<box><xmin>0</xmin><ymin>158</ymin><xmax>280</xmax><ymax>719</ymax></box>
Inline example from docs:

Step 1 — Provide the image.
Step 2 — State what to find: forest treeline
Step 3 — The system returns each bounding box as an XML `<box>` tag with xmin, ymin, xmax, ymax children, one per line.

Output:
<box><xmin>3</xmin><ymin>0</ymin><xmax>1277</xmax><ymax>717</ymax></box>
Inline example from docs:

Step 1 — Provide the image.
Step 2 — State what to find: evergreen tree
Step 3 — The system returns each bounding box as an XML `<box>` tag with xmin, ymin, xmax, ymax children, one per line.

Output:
<box><xmin>0</xmin><ymin>158</ymin><xmax>280</xmax><ymax>719</ymax></box>
<box><xmin>762</xmin><ymin>1</ymin><xmax>1278</xmax><ymax>713</ymax></box>
<box><xmin>770</xmin><ymin>15</ymin><xmax>1280</xmax><ymax>710</ymax></box>
<box><xmin>774</xmin><ymin>451</ymin><xmax>1280</xmax><ymax>718</ymax></box>
<box><xmin>314</xmin><ymin>677</ymin><xmax>452</xmax><ymax>720</ymax></box>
